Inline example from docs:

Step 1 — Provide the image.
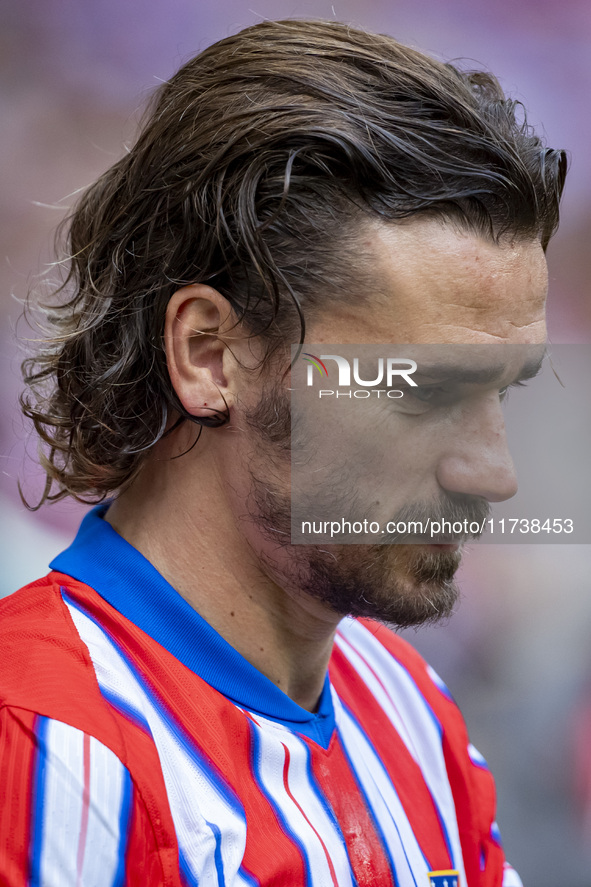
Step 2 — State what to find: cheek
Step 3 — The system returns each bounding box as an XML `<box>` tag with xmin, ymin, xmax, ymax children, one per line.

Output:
<box><xmin>221</xmin><ymin>425</ymin><xmax>292</xmax><ymax>535</ymax></box>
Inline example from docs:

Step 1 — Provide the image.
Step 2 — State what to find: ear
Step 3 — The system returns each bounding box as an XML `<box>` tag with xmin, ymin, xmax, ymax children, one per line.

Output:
<box><xmin>164</xmin><ymin>284</ymin><xmax>236</xmax><ymax>421</ymax></box>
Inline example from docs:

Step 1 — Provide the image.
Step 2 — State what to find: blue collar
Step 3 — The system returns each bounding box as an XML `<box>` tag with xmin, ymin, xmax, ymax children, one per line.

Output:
<box><xmin>50</xmin><ymin>504</ymin><xmax>335</xmax><ymax>748</ymax></box>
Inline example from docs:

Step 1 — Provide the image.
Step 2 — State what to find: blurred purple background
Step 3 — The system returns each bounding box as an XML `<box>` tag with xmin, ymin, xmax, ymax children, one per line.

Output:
<box><xmin>1</xmin><ymin>0</ymin><xmax>590</xmax><ymax>881</ymax></box>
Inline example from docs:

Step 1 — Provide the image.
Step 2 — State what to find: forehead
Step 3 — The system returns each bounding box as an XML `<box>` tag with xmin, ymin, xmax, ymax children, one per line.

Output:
<box><xmin>310</xmin><ymin>217</ymin><xmax>548</xmax><ymax>345</ymax></box>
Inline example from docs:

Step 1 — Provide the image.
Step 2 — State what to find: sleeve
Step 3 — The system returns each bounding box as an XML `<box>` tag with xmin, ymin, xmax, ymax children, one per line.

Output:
<box><xmin>501</xmin><ymin>862</ymin><xmax>524</xmax><ymax>887</ymax></box>
<box><xmin>463</xmin><ymin>743</ymin><xmax>523</xmax><ymax>887</ymax></box>
<box><xmin>427</xmin><ymin>668</ymin><xmax>523</xmax><ymax>887</ymax></box>
<box><xmin>0</xmin><ymin>706</ymin><xmax>165</xmax><ymax>886</ymax></box>
<box><xmin>362</xmin><ymin>623</ymin><xmax>522</xmax><ymax>887</ymax></box>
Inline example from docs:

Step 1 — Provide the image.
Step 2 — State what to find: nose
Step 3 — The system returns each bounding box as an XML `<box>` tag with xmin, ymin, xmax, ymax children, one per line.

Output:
<box><xmin>435</xmin><ymin>393</ymin><xmax>518</xmax><ymax>503</ymax></box>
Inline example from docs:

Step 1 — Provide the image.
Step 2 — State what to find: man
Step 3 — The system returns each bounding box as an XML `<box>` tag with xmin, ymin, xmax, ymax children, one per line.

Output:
<box><xmin>2</xmin><ymin>18</ymin><xmax>566</xmax><ymax>887</ymax></box>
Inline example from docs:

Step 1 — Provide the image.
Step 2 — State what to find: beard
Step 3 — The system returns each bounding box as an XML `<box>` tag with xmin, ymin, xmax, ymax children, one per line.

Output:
<box><xmin>244</xmin><ymin>377</ymin><xmax>487</xmax><ymax>628</ymax></box>
<box><xmin>248</xmin><ymin>473</ymin><xmax>463</xmax><ymax>627</ymax></box>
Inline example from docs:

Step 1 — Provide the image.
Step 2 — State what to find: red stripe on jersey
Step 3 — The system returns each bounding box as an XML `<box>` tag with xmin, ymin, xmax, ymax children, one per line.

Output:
<box><xmin>124</xmin><ymin>779</ymin><xmax>175</xmax><ymax>887</ymax></box>
<box><xmin>103</xmin><ymin>706</ymin><xmax>183</xmax><ymax>885</ymax></box>
<box><xmin>281</xmin><ymin>742</ymin><xmax>339</xmax><ymax>887</ymax></box>
<box><xmin>0</xmin><ymin>707</ymin><xmax>37</xmax><ymax>887</ymax></box>
<box><xmin>76</xmin><ymin>731</ymin><xmax>91</xmax><ymax>887</ymax></box>
<box><xmin>330</xmin><ymin>643</ymin><xmax>454</xmax><ymax>871</ymax></box>
<box><xmin>439</xmin><ymin>730</ymin><xmax>502</xmax><ymax>887</ymax></box>
<box><xmin>310</xmin><ymin>734</ymin><xmax>396</xmax><ymax>887</ymax></box>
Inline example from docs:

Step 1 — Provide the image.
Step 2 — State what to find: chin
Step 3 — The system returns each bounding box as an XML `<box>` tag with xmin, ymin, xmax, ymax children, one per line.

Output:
<box><xmin>293</xmin><ymin>542</ymin><xmax>463</xmax><ymax>629</ymax></box>
<box><xmin>246</xmin><ymin>467</ymin><xmax>464</xmax><ymax>629</ymax></box>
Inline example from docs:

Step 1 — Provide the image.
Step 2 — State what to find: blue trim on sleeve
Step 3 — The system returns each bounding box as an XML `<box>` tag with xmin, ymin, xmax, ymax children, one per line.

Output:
<box><xmin>50</xmin><ymin>504</ymin><xmax>335</xmax><ymax>749</ymax></box>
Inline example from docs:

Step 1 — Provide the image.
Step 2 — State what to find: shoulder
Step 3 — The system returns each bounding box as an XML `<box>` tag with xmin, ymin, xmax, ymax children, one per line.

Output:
<box><xmin>0</xmin><ymin>574</ymin><xmax>90</xmax><ymax>702</ymax></box>
<box><xmin>333</xmin><ymin>618</ymin><xmax>507</xmax><ymax>886</ymax></box>
<box><xmin>332</xmin><ymin>617</ymin><xmax>473</xmax><ymax>773</ymax></box>
<box><xmin>334</xmin><ymin>616</ymin><xmax>482</xmax><ymax>761</ymax></box>
<box><xmin>0</xmin><ymin>576</ymin><xmax>184</xmax><ymax>884</ymax></box>
<box><xmin>0</xmin><ymin>574</ymin><xmax>129</xmax><ymax>757</ymax></box>
<box><xmin>334</xmin><ymin>617</ymin><xmax>458</xmax><ymax>712</ymax></box>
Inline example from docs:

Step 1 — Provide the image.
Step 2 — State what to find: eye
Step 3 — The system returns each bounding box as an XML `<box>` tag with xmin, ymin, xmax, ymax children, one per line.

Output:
<box><xmin>410</xmin><ymin>386</ymin><xmax>445</xmax><ymax>403</ymax></box>
<box><xmin>407</xmin><ymin>385</ymin><xmax>457</xmax><ymax>406</ymax></box>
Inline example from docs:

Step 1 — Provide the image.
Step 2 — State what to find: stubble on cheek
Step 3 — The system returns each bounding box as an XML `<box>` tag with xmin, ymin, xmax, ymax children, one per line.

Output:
<box><xmin>246</xmin><ymin>460</ymin><xmax>462</xmax><ymax>627</ymax></box>
<box><xmin>243</xmin><ymin>379</ymin><xmax>462</xmax><ymax>628</ymax></box>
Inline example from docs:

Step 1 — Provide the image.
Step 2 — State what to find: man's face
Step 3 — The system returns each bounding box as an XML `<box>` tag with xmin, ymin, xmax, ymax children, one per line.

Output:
<box><xmin>230</xmin><ymin>218</ymin><xmax>548</xmax><ymax>627</ymax></box>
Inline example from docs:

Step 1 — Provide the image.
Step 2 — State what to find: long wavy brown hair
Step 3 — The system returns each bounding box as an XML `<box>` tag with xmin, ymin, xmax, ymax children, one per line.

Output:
<box><xmin>21</xmin><ymin>19</ymin><xmax>567</xmax><ymax>507</ymax></box>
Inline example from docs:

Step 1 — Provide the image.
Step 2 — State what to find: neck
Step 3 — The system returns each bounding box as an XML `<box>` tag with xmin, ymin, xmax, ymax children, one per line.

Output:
<box><xmin>105</xmin><ymin>427</ymin><xmax>339</xmax><ymax>712</ymax></box>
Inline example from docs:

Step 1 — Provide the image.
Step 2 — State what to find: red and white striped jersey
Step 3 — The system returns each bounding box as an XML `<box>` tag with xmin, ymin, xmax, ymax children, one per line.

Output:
<box><xmin>0</xmin><ymin>505</ymin><xmax>521</xmax><ymax>886</ymax></box>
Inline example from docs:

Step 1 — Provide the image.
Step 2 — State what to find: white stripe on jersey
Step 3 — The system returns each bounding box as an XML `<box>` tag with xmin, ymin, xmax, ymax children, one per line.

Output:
<box><xmin>426</xmin><ymin>664</ymin><xmax>453</xmax><ymax>700</ymax></box>
<box><xmin>34</xmin><ymin>717</ymin><xmax>130</xmax><ymax>887</ymax></box>
<box><xmin>336</xmin><ymin>619</ymin><xmax>467</xmax><ymax>886</ymax></box>
<box><xmin>467</xmin><ymin>743</ymin><xmax>489</xmax><ymax>770</ymax></box>
<box><xmin>248</xmin><ymin>712</ymin><xmax>355</xmax><ymax>887</ymax></box>
<box><xmin>334</xmin><ymin>630</ymin><xmax>420</xmax><ymax>761</ymax></box>
<box><xmin>64</xmin><ymin>596</ymin><xmax>251</xmax><ymax>887</ymax></box>
<box><xmin>503</xmin><ymin>863</ymin><xmax>524</xmax><ymax>887</ymax></box>
<box><xmin>333</xmin><ymin>694</ymin><xmax>430</xmax><ymax>887</ymax></box>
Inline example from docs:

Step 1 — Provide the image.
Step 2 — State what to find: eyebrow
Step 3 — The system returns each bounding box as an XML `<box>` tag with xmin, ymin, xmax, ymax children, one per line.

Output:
<box><xmin>415</xmin><ymin>349</ymin><xmax>547</xmax><ymax>386</ymax></box>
